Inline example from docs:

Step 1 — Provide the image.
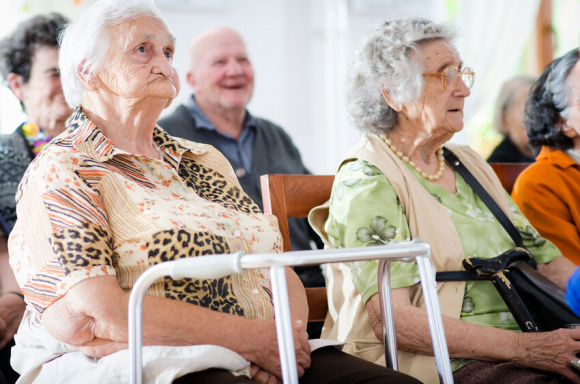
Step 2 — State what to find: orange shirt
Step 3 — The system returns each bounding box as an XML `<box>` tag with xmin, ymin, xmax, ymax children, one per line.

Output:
<box><xmin>512</xmin><ymin>147</ymin><xmax>580</xmax><ymax>264</ymax></box>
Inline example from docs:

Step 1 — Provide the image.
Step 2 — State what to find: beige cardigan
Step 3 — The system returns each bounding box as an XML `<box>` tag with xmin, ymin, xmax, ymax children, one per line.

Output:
<box><xmin>309</xmin><ymin>134</ymin><xmax>512</xmax><ymax>383</ymax></box>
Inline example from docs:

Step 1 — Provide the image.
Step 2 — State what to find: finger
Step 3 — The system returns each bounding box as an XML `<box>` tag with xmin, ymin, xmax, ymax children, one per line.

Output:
<box><xmin>250</xmin><ymin>364</ymin><xmax>261</xmax><ymax>378</ymax></box>
<box><xmin>295</xmin><ymin>349</ymin><xmax>311</xmax><ymax>371</ymax></box>
<box><xmin>251</xmin><ymin>370</ymin><xmax>270</xmax><ymax>384</ymax></box>
<box><xmin>296</xmin><ymin>364</ymin><xmax>305</xmax><ymax>378</ymax></box>
<box><xmin>563</xmin><ymin>369</ymin><xmax>580</xmax><ymax>384</ymax></box>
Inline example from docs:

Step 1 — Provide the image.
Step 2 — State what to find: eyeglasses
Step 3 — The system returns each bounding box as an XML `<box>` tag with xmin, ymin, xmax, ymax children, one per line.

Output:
<box><xmin>423</xmin><ymin>66</ymin><xmax>475</xmax><ymax>90</ymax></box>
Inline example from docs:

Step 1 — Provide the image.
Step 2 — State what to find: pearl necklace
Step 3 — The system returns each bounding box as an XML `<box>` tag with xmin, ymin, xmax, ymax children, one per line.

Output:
<box><xmin>379</xmin><ymin>134</ymin><xmax>446</xmax><ymax>181</ymax></box>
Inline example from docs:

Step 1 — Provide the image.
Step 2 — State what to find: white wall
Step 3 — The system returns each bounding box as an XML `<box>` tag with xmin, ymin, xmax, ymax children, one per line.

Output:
<box><xmin>0</xmin><ymin>0</ymin><xmax>445</xmax><ymax>174</ymax></box>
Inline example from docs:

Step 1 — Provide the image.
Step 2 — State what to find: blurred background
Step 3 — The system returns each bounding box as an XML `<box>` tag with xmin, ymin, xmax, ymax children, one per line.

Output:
<box><xmin>0</xmin><ymin>0</ymin><xmax>577</xmax><ymax>174</ymax></box>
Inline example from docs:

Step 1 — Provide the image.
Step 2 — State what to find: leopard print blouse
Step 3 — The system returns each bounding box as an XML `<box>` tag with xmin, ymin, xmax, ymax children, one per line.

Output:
<box><xmin>9</xmin><ymin>107</ymin><xmax>282</xmax><ymax>319</ymax></box>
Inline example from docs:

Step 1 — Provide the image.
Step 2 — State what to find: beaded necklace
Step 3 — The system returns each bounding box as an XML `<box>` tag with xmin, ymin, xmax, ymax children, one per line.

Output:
<box><xmin>379</xmin><ymin>134</ymin><xmax>445</xmax><ymax>181</ymax></box>
<box><xmin>22</xmin><ymin>123</ymin><xmax>51</xmax><ymax>158</ymax></box>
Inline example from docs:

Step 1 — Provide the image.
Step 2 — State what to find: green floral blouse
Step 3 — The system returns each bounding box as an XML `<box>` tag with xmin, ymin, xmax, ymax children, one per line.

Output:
<box><xmin>324</xmin><ymin>158</ymin><xmax>561</xmax><ymax>331</ymax></box>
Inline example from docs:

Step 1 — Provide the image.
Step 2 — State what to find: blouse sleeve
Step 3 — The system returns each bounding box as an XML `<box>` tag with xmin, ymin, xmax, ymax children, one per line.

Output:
<box><xmin>324</xmin><ymin>159</ymin><xmax>419</xmax><ymax>304</ymax></box>
<box><xmin>9</xmin><ymin>149</ymin><xmax>115</xmax><ymax>315</ymax></box>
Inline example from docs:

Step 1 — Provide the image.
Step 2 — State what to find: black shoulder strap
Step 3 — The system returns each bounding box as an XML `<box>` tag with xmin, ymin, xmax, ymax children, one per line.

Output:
<box><xmin>443</xmin><ymin>147</ymin><xmax>524</xmax><ymax>248</ymax></box>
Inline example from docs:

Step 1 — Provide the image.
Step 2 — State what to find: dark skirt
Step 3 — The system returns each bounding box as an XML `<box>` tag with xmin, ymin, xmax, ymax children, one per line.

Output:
<box><xmin>453</xmin><ymin>360</ymin><xmax>570</xmax><ymax>384</ymax></box>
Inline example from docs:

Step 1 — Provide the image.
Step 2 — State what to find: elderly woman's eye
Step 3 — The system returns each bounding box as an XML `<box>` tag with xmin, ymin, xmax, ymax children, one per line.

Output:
<box><xmin>137</xmin><ymin>46</ymin><xmax>146</xmax><ymax>53</ymax></box>
<box><xmin>165</xmin><ymin>50</ymin><xmax>173</xmax><ymax>59</ymax></box>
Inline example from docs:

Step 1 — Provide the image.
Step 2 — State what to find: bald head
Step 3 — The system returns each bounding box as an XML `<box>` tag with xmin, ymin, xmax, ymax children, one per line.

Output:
<box><xmin>186</xmin><ymin>27</ymin><xmax>254</xmax><ymax>113</ymax></box>
<box><xmin>188</xmin><ymin>27</ymin><xmax>247</xmax><ymax>71</ymax></box>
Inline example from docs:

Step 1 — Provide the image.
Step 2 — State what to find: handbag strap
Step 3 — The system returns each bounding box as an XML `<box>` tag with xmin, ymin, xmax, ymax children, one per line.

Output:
<box><xmin>442</xmin><ymin>147</ymin><xmax>524</xmax><ymax>248</ymax></box>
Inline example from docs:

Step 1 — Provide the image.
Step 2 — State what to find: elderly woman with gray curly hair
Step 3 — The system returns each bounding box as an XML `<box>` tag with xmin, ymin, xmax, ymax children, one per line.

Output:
<box><xmin>310</xmin><ymin>18</ymin><xmax>579</xmax><ymax>384</ymax></box>
<box><xmin>6</xmin><ymin>1</ymin><xmax>422</xmax><ymax>384</ymax></box>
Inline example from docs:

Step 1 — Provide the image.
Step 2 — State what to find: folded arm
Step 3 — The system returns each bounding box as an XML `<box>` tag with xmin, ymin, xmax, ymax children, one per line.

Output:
<box><xmin>42</xmin><ymin>267</ymin><xmax>311</xmax><ymax>379</ymax></box>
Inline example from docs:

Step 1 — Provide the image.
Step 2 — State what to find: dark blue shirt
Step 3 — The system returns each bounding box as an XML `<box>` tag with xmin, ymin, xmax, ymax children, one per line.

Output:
<box><xmin>185</xmin><ymin>96</ymin><xmax>256</xmax><ymax>178</ymax></box>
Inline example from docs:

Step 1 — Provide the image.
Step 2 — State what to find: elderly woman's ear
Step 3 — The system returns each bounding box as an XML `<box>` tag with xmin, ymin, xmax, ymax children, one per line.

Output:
<box><xmin>381</xmin><ymin>88</ymin><xmax>403</xmax><ymax>112</ymax></box>
<box><xmin>76</xmin><ymin>61</ymin><xmax>101</xmax><ymax>93</ymax></box>
<box><xmin>560</xmin><ymin>120</ymin><xmax>579</xmax><ymax>139</ymax></box>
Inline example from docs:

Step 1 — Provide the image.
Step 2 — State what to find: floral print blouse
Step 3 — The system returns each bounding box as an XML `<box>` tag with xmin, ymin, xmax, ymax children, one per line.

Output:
<box><xmin>324</xmin><ymin>158</ymin><xmax>560</xmax><ymax>332</ymax></box>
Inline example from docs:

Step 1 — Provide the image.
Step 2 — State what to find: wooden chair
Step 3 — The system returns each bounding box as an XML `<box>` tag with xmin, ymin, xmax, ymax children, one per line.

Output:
<box><xmin>260</xmin><ymin>174</ymin><xmax>334</xmax><ymax>322</ymax></box>
<box><xmin>489</xmin><ymin>163</ymin><xmax>532</xmax><ymax>194</ymax></box>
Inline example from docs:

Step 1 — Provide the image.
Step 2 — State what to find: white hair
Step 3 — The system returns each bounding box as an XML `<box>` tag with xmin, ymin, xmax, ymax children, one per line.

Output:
<box><xmin>59</xmin><ymin>0</ymin><xmax>168</xmax><ymax>108</ymax></box>
<box><xmin>347</xmin><ymin>18</ymin><xmax>455</xmax><ymax>134</ymax></box>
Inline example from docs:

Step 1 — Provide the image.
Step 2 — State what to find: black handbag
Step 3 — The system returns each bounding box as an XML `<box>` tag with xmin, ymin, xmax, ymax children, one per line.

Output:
<box><xmin>435</xmin><ymin>148</ymin><xmax>580</xmax><ymax>332</ymax></box>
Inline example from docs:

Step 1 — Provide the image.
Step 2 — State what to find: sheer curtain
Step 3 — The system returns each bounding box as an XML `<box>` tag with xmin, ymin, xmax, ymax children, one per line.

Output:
<box><xmin>455</xmin><ymin>0</ymin><xmax>541</xmax><ymax>129</ymax></box>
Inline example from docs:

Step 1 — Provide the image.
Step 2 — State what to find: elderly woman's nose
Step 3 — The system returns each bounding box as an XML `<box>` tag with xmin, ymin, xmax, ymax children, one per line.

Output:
<box><xmin>152</xmin><ymin>51</ymin><xmax>174</xmax><ymax>77</ymax></box>
<box><xmin>455</xmin><ymin>77</ymin><xmax>471</xmax><ymax>97</ymax></box>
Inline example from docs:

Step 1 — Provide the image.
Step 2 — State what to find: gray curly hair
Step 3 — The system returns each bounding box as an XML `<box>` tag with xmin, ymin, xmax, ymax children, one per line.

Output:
<box><xmin>347</xmin><ymin>18</ymin><xmax>455</xmax><ymax>134</ymax></box>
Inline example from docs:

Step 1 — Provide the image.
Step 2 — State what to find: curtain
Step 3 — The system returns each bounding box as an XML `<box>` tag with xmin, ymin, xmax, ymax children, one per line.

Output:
<box><xmin>455</xmin><ymin>0</ymin><xmax>541</xmax><ymax>124</ymax></box>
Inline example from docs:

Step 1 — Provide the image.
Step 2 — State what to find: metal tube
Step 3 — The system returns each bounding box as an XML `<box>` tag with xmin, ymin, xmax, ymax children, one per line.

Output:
<box><xmin>240</xmin><ymin>242</ymin><xmax>429</xmax><ymax>268</ymax></box>
<box><xmin>128</xmin><ymin>243</ymin><xmax>453</xmax><ymax>384</ymax></box>
<box><xmin>270</xmin><ymin>266</ymin><xmax>298</xmax><ymax>384</ymax></box>
<box><xmin>129</xmin><ymin>262</ymin><xmax>176</xmax><ymax>384</ymax></box>
<box><xmin>378</xmin><ymin>259</ymin><xmax>398</xmax><ymax>370</ymax></box>
<box><xmin>416</xmin><ymin>255</ymin><xmax>453</xmax><ymax>384</ymax></box>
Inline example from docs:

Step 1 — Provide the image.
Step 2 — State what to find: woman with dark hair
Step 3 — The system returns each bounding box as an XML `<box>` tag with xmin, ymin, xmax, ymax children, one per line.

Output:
<box><xmin>512</xmin><ymin>48</ymin><xmax>580</xmax><ymax>265</ymax></box>
<box><xmin>0</xmin><ymin>13</ymin><xmax>71</xmax><ymax>384</ymax></box>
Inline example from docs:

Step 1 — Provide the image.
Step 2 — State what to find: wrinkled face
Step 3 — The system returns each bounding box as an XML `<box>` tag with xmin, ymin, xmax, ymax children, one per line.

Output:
<box><xmin>401</xmin><ymin>39</ymin><xmax>471</xmax><ymax>137</ymax></box>
<box><xmin>503</xmin><ymin>87</ymin><xmax>531</xmax><ymax>151</ymax></box>
<box><xmin>188</xmin><ymin>30</ymin><xmax>254</xmax><ymax>111</ymax></box>
<box><xmin>20</xmin><ymin>46</ymin><xmax>72</xmax><ymax>135</ymax></box>
<box><xmin>94</xmin><ymin>16</ymin><xmax>179</xmax><ymax>106</ymax></box>
<box><xmin>562</xmin><ymin>61</ymin><xmax>580</xmax><ymax>148</ymax></box>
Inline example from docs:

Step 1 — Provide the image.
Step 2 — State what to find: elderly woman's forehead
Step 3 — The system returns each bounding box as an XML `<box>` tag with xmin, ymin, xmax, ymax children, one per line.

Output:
<box><xmin>111</xmin><ymin>16</ymin><xmax>174</xmax><ymax>44</ymax></box>
<box><xmin>416</xmin><ymin>40</ymin><xmax>461</xmax><ymax>66</ymax></box>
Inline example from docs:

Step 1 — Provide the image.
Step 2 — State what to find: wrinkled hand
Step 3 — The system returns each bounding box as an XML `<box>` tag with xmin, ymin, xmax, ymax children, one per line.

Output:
<box><xmin>249</xmin><ymin>319</ymin><xmax>311</xmax><ymax>380</ymax></box>
<box><xmin>515</xmin><ymin>328</ymin><xmax>580</xmax><ymax>383</ymax></box>
<box><xmin>0</xmin><ymin>294</ymin><xmax>26</xmax><ymax>349</ymax></box>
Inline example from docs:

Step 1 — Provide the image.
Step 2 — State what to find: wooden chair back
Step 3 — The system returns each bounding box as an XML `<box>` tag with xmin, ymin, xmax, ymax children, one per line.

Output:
<box><xmin>489</xmin><ymin>163</ymin><xmax>532</xmax><ymax>194</ymax></box>
<box><xmin>260</xmin><ymin>174</ymin><xmax>334</xmax><ymax>322</ymax></box>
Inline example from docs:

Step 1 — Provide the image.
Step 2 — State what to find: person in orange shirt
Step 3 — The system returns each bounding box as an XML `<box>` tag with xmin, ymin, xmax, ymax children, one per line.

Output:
<box><xmin>512</xmin><ymin>48</ymin><xmax>580</xmax><ymax>265</ymax></box>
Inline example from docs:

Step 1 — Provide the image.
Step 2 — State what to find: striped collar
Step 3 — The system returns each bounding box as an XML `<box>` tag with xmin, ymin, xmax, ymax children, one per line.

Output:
<box><xmin>66</xmin><ymin>106</ymin><xmax>206</xmax><ymax>166</ymax></box>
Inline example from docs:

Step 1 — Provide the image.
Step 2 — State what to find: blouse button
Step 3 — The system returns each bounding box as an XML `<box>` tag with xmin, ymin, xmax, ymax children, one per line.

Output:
<box><xmin>252</xmin><ymin>288</ymin><xmax>260</xmax><ymax>295</ymax></box>
<box><xmin>234</xmin><ymin>230</ymin><xmax>241</xmax><ymax>237</ymax></box>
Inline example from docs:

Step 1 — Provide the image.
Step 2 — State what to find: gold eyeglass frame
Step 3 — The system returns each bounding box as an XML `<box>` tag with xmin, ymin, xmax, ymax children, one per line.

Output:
<box><xmin>423</xmin><ymin>66</ymin><xmax>475</xmax><ymax>90</ymax></box>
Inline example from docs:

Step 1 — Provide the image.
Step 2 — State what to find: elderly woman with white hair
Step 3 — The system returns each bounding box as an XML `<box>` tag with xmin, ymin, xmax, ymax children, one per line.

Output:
<box><xmin>6</xmin><ymin>1</ymin><xmax>420</xmax><ymax>384</ymax></box>
<box><xmin>310</xmin><ymin>18</ymin><xmax>579</xmax><ymax>384</ymax></box>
